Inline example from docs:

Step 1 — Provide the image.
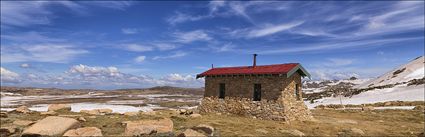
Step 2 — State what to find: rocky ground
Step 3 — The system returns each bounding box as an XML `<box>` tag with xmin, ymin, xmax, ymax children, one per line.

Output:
<box><xmin>1</xmin><ymin>104</ymin><xmax>424</xmax><ymax>136</ymax></box>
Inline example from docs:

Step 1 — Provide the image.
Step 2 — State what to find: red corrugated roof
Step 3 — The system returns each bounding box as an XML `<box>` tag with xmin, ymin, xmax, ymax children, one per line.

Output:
<box><xmin>197</xmin><ymin>63</ymin><xmax>300</xmax><ymax>78</ymax></box>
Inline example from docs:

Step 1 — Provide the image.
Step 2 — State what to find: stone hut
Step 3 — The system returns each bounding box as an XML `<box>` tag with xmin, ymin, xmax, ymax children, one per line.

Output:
<box><xmin>196</xmin><ymin>54</ymin><xmax>312</xmax><ymax>121</ymax></box>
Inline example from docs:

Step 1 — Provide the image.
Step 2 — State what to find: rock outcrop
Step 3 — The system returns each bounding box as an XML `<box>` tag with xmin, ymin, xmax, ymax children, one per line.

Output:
<box><xmin>22</xmin><ymin>116</ymin><xmax>79</xmax><ymax>136</ymax></box>
<box><xmin>13</xmin><ymin>120</ymin><xmax>34</xmax><ymax>126</ymax></box>
<box><xmin>40</xmin><ymin>111</ymin><xmax>58</xmax><ymax>116</ymax></box>
<box><xmin>63</xmin><ymin>127</ymin><xmax>102</xmax><ymax>136</ymax></box>
<box><xmin>178</xmin><ymin>129</ymin><xmax>205</xmax><ymax>137</ymax></box>
<box><xmin>280</xmin><ymin>129</ymin><xmax>305</xmax><ymax>136</ymax></box>
<box><xmin>191</xmin><ymin>124</ymin><xmax>214</xmax><ymax>136</ymax></box>
<box><xmin>0</xmin><ymin>126</ymin><xmax>16</xmax><ymax>137</ymax></box>
<box><xmin>80</xmin><ymin>108</ymin><xmax>113</xmax><ymax>115</ymax></box>
<box><xmin>48</xmin><ymin>104</ymin><xmax>71</xmax><ymax>112</ymax></box>
<box><xmin>14</xmin><ymin>106</ymin><xmax>30</xmax><ymax>114</ymax></box>
<box><xmin>124</xmin><ymin>118</ymin><xmax>173</xmax><ymax>136</ymax></box>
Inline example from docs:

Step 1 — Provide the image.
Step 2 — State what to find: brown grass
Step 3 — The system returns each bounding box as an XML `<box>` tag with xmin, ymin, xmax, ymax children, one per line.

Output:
<box><xmin>2</xmin><ymin>109</ymin><xmax>424</xmax><ymax>136</ymax></box>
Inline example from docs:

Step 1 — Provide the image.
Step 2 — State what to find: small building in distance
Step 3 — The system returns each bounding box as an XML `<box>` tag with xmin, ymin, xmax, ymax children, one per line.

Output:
<box><xmin>196</xmin><ymin>54</ymin><xmax>312</xmax><ymax>121</ymax></box>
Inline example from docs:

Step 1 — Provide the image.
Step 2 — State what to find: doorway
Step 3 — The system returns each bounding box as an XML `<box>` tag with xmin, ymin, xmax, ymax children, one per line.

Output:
<box><xmin>219</xmin><ymin>83</ymin><xmax>225</xmax><ymax>99</ymax></box>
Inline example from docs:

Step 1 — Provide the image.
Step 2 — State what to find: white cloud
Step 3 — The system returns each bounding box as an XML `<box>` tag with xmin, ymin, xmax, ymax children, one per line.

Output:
<box><xmin>154</xmin><ymin>43</ymin><xmax>177</xmax><ymax>51</ymax></box>
<box><xmin>153</xmin><ymin>51</ymin><xmax>187</xmax><ymax>60</ymax></box>
<box><xmin>20</xmin><ymin>63</ymin><xmax>30</xmax><ymax>68</ymax></box>
<box><xmin>1</xmin><ymin>44</ymin><xmax>88</xmax><ymax>63</ymax></box>
<box><xmin>257</xmin><ymin>36</ymin><xmax>422</xmax><ymax>54</ymax></box>
<box><xmin>310</xmin><ymin>69</ymin><xmax>359</xmax><ymax>80</ymax></box>
<box><xmin>134</xmin><ymin>56</ymin><xmax>146</xmax><ymax>63</ymax></box>
<box><xmin>209</xmin><ymin>1</ymin><xmax>226</xmax><ymax>13</ymax></box>
<box><xmin>173</xmin><ymin>30</ymin><xmax>212</xmax><ymax>43</ymax></box>
<box><xmin>0</xmin><ymin>67</ymin><xmax>21</xmax><ymax>83</ymax></box>
<box><xmin>124</xmin><ymin>44</ymin><xmax>154</xmax><ymax>52</ymax></box>
<box><xmin>1</xmin><ymin>1</ymin><xmax>133</xmax><ymax>28</ymax></box>
<box><xmin>158</xmin><ymin>73</ymin><xmax>204</xmax><ymax>87</ymax></box>
<box><xmin>166</xmin><ymin>12</ymin><xmax>209</xmax><ymax>25</ymax></box>
<box><xmin>247</xmin><ymin>21</ymin><xmax>303</xmax><ymax>38</ymax></box>
<box><xmin>0</xmin><ymin>64</ymin><xmax>204</xmax><ymax>89</ymax></box>
<box><xmin>121</xmin><ymin>28</ymin><xmax>140</xmax><ymax>34</ymax></box>
<box><xmin>1</xmin><ymin>31</ymin><xmax>66</xmax><ymax>43</ymax></box>
<box><xmin>326</xmin><ymin>58</ymin><xmax>355</xmax><ymax>66</ymax></box>
<box><xmin>67</xmin><ymin>64</ymin><xmax>122</xmax><ymax>77</ymax></box>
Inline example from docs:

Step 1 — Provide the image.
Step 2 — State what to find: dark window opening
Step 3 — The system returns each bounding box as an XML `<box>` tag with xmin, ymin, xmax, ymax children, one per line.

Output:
<box><xmin>219</xmin><ymin>83</ymin><xmax>225</xmax><ymax>99</ymax></box>
<box><xmin>253</xmin><ymin>84</ymin><xmax>261</xmax><ymax>101</ymax></box>
<box><xmin>295</xmin><ymin>84</ymin><xmax>300</xmax><ymax>100</ymax></box>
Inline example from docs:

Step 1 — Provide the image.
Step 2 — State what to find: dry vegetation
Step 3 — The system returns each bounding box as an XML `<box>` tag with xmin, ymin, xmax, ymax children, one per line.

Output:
<box><xmin>2</xmin><ymin>109</ymin><xmax>424</xmax><ymax>136</ymax></box>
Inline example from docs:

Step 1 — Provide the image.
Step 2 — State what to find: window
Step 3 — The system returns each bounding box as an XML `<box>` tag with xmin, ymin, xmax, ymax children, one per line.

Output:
<box><xmin>253</xmin><ymin>84</ymin><xmax>261</xmax><ymax>101</ymax></box>
<box><xmin>295</xmin><ymin>84</ymin><xmax>300</xmax><ymax>100</ymax></box>
<box><xmin>219</xmin><ymin>83</ymin><xmax>225</xmax><ymax>99</ymax></box>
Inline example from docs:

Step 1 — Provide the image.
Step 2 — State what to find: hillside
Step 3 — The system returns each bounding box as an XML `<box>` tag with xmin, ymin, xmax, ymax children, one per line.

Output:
<box><xmin>355</xmin><ymin>56</ymin><xmax>424</xmax><ymax>89</ymax></box>
<box><xmin>305</xmin><ymin>56</ymin><xmax>425</xmax><ymax>108</ymax></box>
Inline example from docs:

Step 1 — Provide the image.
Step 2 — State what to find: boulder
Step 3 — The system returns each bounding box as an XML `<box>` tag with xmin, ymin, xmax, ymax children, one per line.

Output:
<box><xmin>338</xmin><ymin>128</ymin><xmax>365</xmax><ymax>136</ymax></box>
<box><xmin>81</xmin><ymin>109</ymin><xmax>113</xmax><ymax>115</ymax></box>
<box><xmin>413</xmin><ymin>105</ymin><xmax>424</xmax><ymax>111</ymax></box>
<box><xmin>124</xmin><ymin>118</ymin><xmax>173</xmax><ymax>136</ymax></box>
<box><xmin>48</xmin><ymin>104</ymin><xmax>71</xmax><ymax>112</ymax></box>
<box><xmin>15</xmin><ymin>106</ymin><xmax>30</xmax><ymax>114</ymax></box>
<box><xmin>80</xmin><ymin>110</ymin><xmax>100</xmax><ymax>115</ymax></box>
<box><xmin>0</xmin><ymin>112</ymin><xmax>7</xmax><ymax>118</ymax></box>
<box><xmin>0</xmin><ymin>126</ymin><xmax>16</xmax><ymax>137</ymax></box>
<box><xmin>124</xmin><ymin>112</ymin><xmax>139</xmax><ymax>116</ymax></box>
<box><xmin>13</xmin><ymin>120</ymin><xmax>34</xmax><ymax>126</ymax></box>
<box><xmin>77</xmin><ymin>117</ymin><xmax>86</xmax><ymax>122</ymax></box>
<box><xmin>280</xmin><ymin>129</ymin><xmax>305</xmax><ymax>136</ymax></box>
<box><xmin>178</xmin><ymin>129</ymin><xmax>205</xmax><ymax>137</ymax></box>
<box><xmin>40</xmin><ymin>111</ymin><xmax>58</xmax><ymax>116</ymax></box>
<box><xmin>22</xmin><ymin>116</ymin><xmax>80</xmax><ymax>136</ymax></box>
<box><xmin>189</xmin><ymin>114</ymin><xmax>202</xmax><ymax>118</ymax></box>
<box><xmin>98</xmin><ymin>108</ymin><xmax>113</xmax><ymax>114</ymax></box>
<box><xmin>191</xmin><ymin>124</ymin><xmax>214</xmax><ymax>136</ymax></box>
<box><xmin>361</xmin><ymin>106</ymin><xmax>374</xmax><ymax>111</ymax></box>
<box><xmin>63</xmin><ymin>127</ymin><xmax>102</xmax><ymax>136</ymax></box>
<box><xmin>350</xmin><ymin>128</ymin><xmax>365</xmax><ymax>135</ymax></box>
<box><xmin>178</xmin><ymin>109</ymin><xmax>193</xmax><ymax>115</ymax></box>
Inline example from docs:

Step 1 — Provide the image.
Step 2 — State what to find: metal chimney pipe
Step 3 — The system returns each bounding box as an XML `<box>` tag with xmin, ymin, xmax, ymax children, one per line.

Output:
<box><xmin>253</xmin><ymin>54</ymin><xmax>257</xmax><ymax>67</ymax></box>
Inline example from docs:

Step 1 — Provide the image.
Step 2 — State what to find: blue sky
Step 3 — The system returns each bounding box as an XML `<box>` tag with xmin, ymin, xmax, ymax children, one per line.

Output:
<box><xmin>1</xmin><ymin>1</ymin><xmax>424</xmax><ymax>89</ymax></box>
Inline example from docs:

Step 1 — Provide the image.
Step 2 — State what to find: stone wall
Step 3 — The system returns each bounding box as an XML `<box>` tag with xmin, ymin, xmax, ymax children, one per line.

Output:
<box><xmin>199</xmin><ymin>73</ymin><xmax>311</xmax><ymax>121</ymax></box>
<box><xmin>204</xmin><ymin>73</ymin><xmax>303</xmax><ymax>101</ymax></box>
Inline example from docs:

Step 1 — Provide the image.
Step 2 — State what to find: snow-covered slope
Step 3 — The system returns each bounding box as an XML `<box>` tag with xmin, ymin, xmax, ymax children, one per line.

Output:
<box><xmin>306</xmin><ymin>84</ymin><xmax>424</xmax><ymax>108</ymax></box>
<box><xmin>306</xmin><ymin>56</ymin><xmax>425</xmax><ymax>108</ymax></box>
<box><xmin>355</xmin><ymin>56</ymin><xmax>425</xmax><ymax>89</ymax></box>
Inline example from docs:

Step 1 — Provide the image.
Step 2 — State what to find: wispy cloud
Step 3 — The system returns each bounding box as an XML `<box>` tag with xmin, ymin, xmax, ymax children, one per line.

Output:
<box><xmin>173</xmin><ymin>30</ymin><xmax>212</xmax><ymax>43</ymax></box>
<box><xmin>166</xmin><ymin>12</ymin><xmax>210</xmax><ymax>25</ymax></box>
<box><xmin>0</xmin><ymin>67</ymin><xmax>21</xmax><ymax>83</ymax></box>
<box><xmin>247</xmin><ymin>21</ymin><xmax>304</xmax><ymax>38</ymax></box>
<box><xmin>121</xmin><ymin>28</ymin><xmax>141</xmax><ymax>34</ymax></box>
<box><xmin>257</xmin><ymin>37</ymin><xmax>422</xmax><ymax>54</ymax></box>
<box><xmin>133</xmin><ymin>56</ymin><xmax>146</xmax><ymax>63</ymax></box>
<box><xmin>325</xmin><ymin>58</ymin><xmax>355</xmax><ymax>66</ymax></box>
<box><xmin>0</xmin><ymin>1</ymin><xmax>133</xmax><ymax>28</ymax></box>
<box><xmin>1</xmin><ymin>44</ymin><xmax>89</xmax><ymax>63</ymax></box>
<box><xmin>123</xmin><ymin>44</ymin><xmax>154</xmax><ymax>52</ymax></box>
<box><xmin>153</xmin><ymin>51</ymin><xmax>187</xmax><ymax>60</ymax></box>
<box><xmin>1</xmin><ymin>31</ymin><xmax>66</xmax><ymax>43</ymax></box>
<box><xmin>154</xmin><ymin>43</ymin><xmax>178</xmax><ymax>51</ymax></box>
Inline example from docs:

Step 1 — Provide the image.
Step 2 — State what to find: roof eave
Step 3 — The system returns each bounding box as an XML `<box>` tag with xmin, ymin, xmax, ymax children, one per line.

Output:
<box><xmin>286</xmin><ymin>64</ymin><xmax>311</xmax><ymax>79</ymax></box>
